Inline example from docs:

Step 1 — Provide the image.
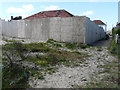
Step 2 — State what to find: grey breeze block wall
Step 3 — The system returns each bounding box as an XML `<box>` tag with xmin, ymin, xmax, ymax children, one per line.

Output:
<box><xmin>24</xmin><ymin>16</ymin><xmax>86</xmax><ymax>43</ymax></box>
<box><xmin>86</xmin><ymin>17</ymin><xmax>105</xmax><ymax>44</ymax></box>
<box><xmin>1</xmin><ymin>16</ymin><xmax>105</xmax><ymax>44</ymax></box>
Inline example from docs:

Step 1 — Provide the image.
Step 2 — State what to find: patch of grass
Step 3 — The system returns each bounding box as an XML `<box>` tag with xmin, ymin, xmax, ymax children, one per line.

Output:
<box><xmin>38</xmin><ymin>74</ymin><xmax>44</xmax><ymax>79</ymax></box>
<box><xmin>2</xmin><ymin>38</ymin><xmax>24</xmax><ymax>43</ymax></box>
<box><xmin>27</xmin><ymin>53</ymin><xmax>66</xmax><ymax>67</ymax></box>
<box><xmin>22</xmin><ymin>42</ymin><xmax>55</xmax><ymax>53</ymax></box>
<box><xmin>108</xmin><ymin>38</ymin><xmax>120</xmax><ymax>56</ymax></box>
<box><xmin>28</xmin><ymin>68</ymin><xmax>44</xmax><ymax>79</ymax></box>
<box><xmin>2</xmin><ymin>63</ymin><xmax>30</xmax><ymax>88</ymax></box>
<box><xmin>28</xmin><ymin>68</ymin><xmax>38</xmax><ymax>76</ymax></box>
<box><xmin>2</xmin><ymin>40</ymin><xmax>92</xmax><ymax>88</ymax></box>
<box><xmin>2</xmin><ymin>58</ymin><xmax>8</xmax><ymax>61</ymax></box>
<box><xmin>65</xmin><ymin>42</ymin><xmax>76</xmax><ymax>50</ymax></box>
<box><xmin>47</xmin><ymin>39</ymin><xmax>56</xmax><ymax>44</ymax></box>
<box><xmin>97</xmin><ymin>46</ymin><xmax>103</xmax><ymax>51</ymax></box>
<box><xmin>26</xmin><ymin>48</ymin><xmax>89</xmax><ymax>68</ymax></box>
<box><xmin>72</xmin><ymin>51</ymin><xmax>81</xmax><ymax>55</ymax></box>
<box><xmin>65</xmin><ymin>42</ymin><xmax>90</xmax><ymax>50</ymax></box>
<box><xmin>107</xmin><ymin>38</ymin><xmax>120</xmax><ymax>69</ymax></box>
<box><xmin>53</xmin><ymin>43</ymin><xmax>62</xmax><ymax>48</ymax></box>
<box><xmin>46</xmin><ymin>68</ymin><xmax>58</xmax><ymax>75</ymax></box>
<box><xmin>77</xmin><ymin>44</ymin><xmax>90</xmax><ymax>49</ymax></box>
<box><xmin>36</xmin><ymin>60</ymin><xmax>48</xmax><ymax>66</ymax></box>
<box><xmin>84</xmin><ymin>58</ymin><xmax>118</xmax><ymax>88</ymax></box>
<box><xmin>83</xmin><ymin>81</ymin><xmax>118</xmax><ymax>88</ymax></box>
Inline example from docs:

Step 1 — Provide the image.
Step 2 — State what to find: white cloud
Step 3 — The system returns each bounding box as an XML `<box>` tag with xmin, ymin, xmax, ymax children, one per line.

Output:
<box><xmin>22</xmin><ymin>4</ymin><xmax>34</xmax><ymax>11</ymax></box>
<box><xmin>43</xmin><ymin>5</ymin><xmax>59</xmax><ymax>11</ymax></box>
<box><xmin>82</xmin><ymin>11</ymin><xmax>94</xmax><ymax>16</ymax></box>
<box><xmin>6</xmin><ymin>4</ymin><xmax>34</xmax><ymax>13</ymax></box>
<box><xmin>6</xmin><ymin>7</ymin><xmax>23</xmax><ymax>13</ymax></box>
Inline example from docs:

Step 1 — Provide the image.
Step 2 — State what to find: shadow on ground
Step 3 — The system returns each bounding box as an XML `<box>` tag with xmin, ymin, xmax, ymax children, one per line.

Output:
<box><xmin>91</xmin><ymin>38</ymin><xmax>112</xmax><ymax>47</ymax></box>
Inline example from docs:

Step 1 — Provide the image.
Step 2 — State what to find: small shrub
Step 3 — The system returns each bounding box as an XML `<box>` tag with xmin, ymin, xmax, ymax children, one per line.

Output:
<box><xmin>105</xmin><ymin>34</ymin><xmax>109</xmax><ymax>40</ymax></box>
<box><xmin>31</xmin><ymin>47</ymin><xmax>51</xmax><ymax>53</ymax></box>
<box><xmin>23</xmin><ymin>42</ymin><xmax>51</xmax><ymax>53</ymax></box>
<box><xmin>65</xmin><ymin>42</ymin><xmax>76</xmax><ymax>50</ymax></box>
<box><xmin>2</xmin><ymin>63</ymin><xmax>30</xmax><ymax>88</ymax></box>
<box><xmin>59</xmin><ymin>58</ymin><xmax>66</xmax><ymax>62</ymax></box>
<box><xmin>77</xmin><ymin>43</ymin><xmax>90</xmax><ymax>49</ymax></box>
<box><xmin>97</xmin><ymin>49</ymin><xmax>102</xmax><ymax>51</ymax></box>
<box><xmin>114</xmin><ymin>28</ymin><xmax>120</xmax><ymax>36</ymax></box>
<box><xmin>36</xmin><ymin>60</ymin><xmax>48</xmax><ymax>66</ymax></box>
<box><xmin>72</xmin><ymin>51</ymin><xmax>81</xmax><ymax>55</ymax></box>
<box><xmin>38</xmin><ymin>74</ymin><xmax>44</xmax><ymax>79</ymax></box>
<box><xmin>46</xmin><ymin>53</ymin><xmax>58</xmax><ymax>65</ymax></box>
<box><xmin>28</xmin><ymin>69</ymin><xmax>38</xmax><ymax>76</ymax></box>
<box><xmin>53</xmin><ymin>43</ymin><xmax>62</xmax><ymax>47</ymax></box>
<box><xmin>97</xmin><ymin>46</ymin><xmax>103</xmax><ymax>51</ymax></box>
<box><xmin>27</xmin><ymin>57</ymin><xmax>40</xmax><ymax>63</ymax></box>
<box><xmin>47</xmin><ymin>39</ymin><xmax>56</xmax><ymax>44</ymax></box>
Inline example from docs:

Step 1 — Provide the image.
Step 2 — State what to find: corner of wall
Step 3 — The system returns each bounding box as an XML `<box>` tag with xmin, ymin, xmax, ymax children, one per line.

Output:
<box><xmin>84</xmin><ymin>16</ymin><xmax>88</xmax><ymax>44</ymax></box>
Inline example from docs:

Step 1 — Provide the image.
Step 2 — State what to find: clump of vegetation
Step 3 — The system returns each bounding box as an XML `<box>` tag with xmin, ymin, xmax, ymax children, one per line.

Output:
<box><xmin>97</xmin><ymin>46</ymin><xmax>103</xmax><ymax>51</ymax></box>
<box><xmin>2</xmin><ymin>63</ymin><xmax>30</xmax><ymax>88</ymax></box>
<box><xmin>26</xmin><ymin>48</ymin><xmax>89</xmax><ymax>68</ymax></box>
<box><xmin>47</xmin><ymin>39</ymin><xmax>63</xmax><ymax>48</ymax></box>
<box><xmin>2</xmin><ymin>39</ymin><xmax>91</xmax><ymax>88</ymax></box>
<box><xmin>65</xmin><ymin>42</ymin><xmax>76</xmax><ymax>50</ymax></box>
<box><xmin>75</xmin><ymin>55</ymin><xmax>119</xmax><ymax>88</ymax></box>
<box><xmin>53</xmin><ymin>43</ymin><xmax>62</xmax><ymax>48</ymax></box>
<box><xmin>72</xmin><ymin>51</ymin><xmax>81</xmax><ymax>55</ymax></box>
<box><xmin>65</xmin><ymin>42</ymin><xmax>90</xmax><ymax>50</ymax></box>
<box><xmin>22</xmin><ymin>42</ymin><xmax>53</xmax><ymax>53</ymax></box>
<box><xmin>47</xmin><ymin>39</ymin><xmax>56</xmax><ymax>44</ymax></box>
<box><xmin>85</xmin><ymin>59</ymin><xmax>119</xmax><ymax>88</ymax></box>
<box><xmin>2</xmin><ymin>38</ymin><xmax>25</xmax><ymax>43</ymax></box>
<box><xmin>2</xmin><ymin>42</ymin><xmax>32</xmax><ymax>88</ymax></box>
<box><xmin>28</xmin><ymin>68</ymin><xmax>44</xmax><ymax>79</ymax></box>
<box><xmin>77</xmin><ymin>43</ymin><xmax>90</xmax><ymax>49</ymax></box>
<box><xmin>3</xmin><ymin>39</ymin><xmax>16</xmax><ymax>42</ymax></box>
<box><xmin>108</xmin><ymin>38</ymin><xmax>120</xmax><ymax>56</ymax></box>
<box><xmin>47</xmin><ymin>39</ymin><xmax>90</xmax><ymax>50</ymax></box>
<box><xmin>2</xmin><ymin>42</ymin><xmax>30</xmax><ymax>68</ymax></box>
<box><xmin>27</xmin><ymin>53</ymin><xmax>66</xmax><ymax>67</ymax></box>
<box><xmin>105</xmin><ymin>34</ymin><xmax>109</xmax><ymax>40</ymax></box>
<box><xmin>113</xmin><ymin>28</ymin><xmax>120</xmax><ymax>36</ymax></box>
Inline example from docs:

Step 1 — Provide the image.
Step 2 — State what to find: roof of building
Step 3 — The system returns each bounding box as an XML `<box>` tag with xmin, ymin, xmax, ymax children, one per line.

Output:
<box><xmin>93</xmin><ymin>20</ymin><xmax>106</xmax><ymax>25</ymax></box>
<box><xmin>24</xmin><ymin>10</ymin><xmax>74</xmax><ymax>20</ymax></box>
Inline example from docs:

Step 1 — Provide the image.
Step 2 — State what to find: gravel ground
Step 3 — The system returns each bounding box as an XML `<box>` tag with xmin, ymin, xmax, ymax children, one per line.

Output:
<box><xmin>2</xmin><ymin>38</ymin><xmax>117</xmax><ymax>88</ymax></box>
<box><xmin>28</xmin><ymin>47</ymin><xmax>117</xmax><ymax>88</ymax></box>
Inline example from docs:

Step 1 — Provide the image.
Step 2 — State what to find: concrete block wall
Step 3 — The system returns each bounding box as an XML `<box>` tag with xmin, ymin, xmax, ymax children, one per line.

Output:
<box><xmin>18</xmin><ymin>20</ymin><xmax>25</xmax><ymax>38</ymax></box>
<box><xmin>86</xmin><ymin>17</ymin><xmax>105</xmax><ymax>44</ymax></box>
<box><xmin>23</xmin><ymin>17</ymin><xmax>86</xmax><ymax>43</ymax></box>
<box><xmin>49</xmin><ymin>17</ymin><xmax>86</xmax><ymax>43</ymax></box>
<box><xmin>24</xmin><ymin>18</ymin><xmax>50</xmax><ymax>42</ymax></box>
<box><xmin>2</xmin><ymin>20</ymin><xmax>18</xmax><ymax>38</ymax></box>
<box><xmin>1</xmin><ymin>16</ymin><xmax>105</xmax><ymax>44</ymax></box>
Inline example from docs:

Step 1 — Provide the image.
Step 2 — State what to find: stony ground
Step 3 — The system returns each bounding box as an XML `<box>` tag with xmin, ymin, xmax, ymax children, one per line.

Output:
<box><xmin>28</xmin><ymin>45</ymin><xmax>118</xmax><ymax>88</ymax></box>
<box><xmin>2</xmin><ymin>38</ymin><xmax>118</xmax><ymax>88</ymax></box>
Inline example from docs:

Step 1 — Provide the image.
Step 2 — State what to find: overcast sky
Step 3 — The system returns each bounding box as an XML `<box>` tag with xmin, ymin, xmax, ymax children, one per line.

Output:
<box><xmin>0</xmin><ymin>0</ymin><xmax>119</xmax><ymax>31</ymax></box>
